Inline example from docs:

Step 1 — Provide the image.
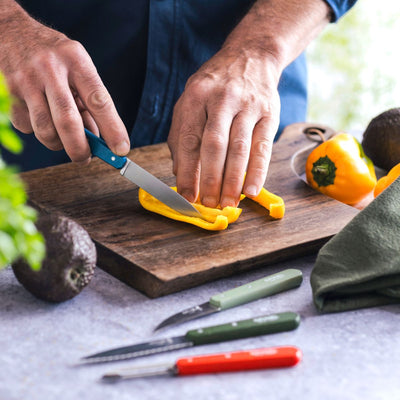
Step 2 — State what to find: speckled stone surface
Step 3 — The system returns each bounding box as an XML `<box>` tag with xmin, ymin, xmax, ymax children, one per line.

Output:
<box><xmin>1</xmin><ymin>254</ymin><xmax>399</xmax><ymax>400</ymax></box>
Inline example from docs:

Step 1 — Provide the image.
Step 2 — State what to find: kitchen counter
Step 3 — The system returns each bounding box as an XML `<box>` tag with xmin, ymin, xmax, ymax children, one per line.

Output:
<box><xmin>1</xmin><ymin>254</ymin><xmax>399</xmax><ymax>400</ymax></box>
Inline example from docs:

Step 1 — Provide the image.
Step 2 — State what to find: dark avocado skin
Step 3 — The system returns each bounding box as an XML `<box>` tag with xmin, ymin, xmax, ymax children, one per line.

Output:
<box><xmin>12</xmin><ymin>213</ymin><xmax>97</xmax><ymax>302</ymax></box>
<box><xmin>362</xmin><ymin>108</ymin><xmax>400</xmax><ymax>171</ymax></box>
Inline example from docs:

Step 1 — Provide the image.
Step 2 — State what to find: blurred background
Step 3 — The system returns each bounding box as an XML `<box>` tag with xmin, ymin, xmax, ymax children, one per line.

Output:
<box><xmin>307</xmin><ymin>0</ymin><xmax>400</xmax><ymax>133</ymax></box>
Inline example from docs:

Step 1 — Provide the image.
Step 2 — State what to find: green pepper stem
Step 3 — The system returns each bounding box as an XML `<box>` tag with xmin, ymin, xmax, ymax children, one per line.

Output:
<box><xmin>311</xmin><ymin>156</ymin><xmax>337</xmax><ymax>187</ymax></box>
<box><xmin>313</xmin><ymin>165</ymin><xmax>330</xmax><ymax>176</ymax></box>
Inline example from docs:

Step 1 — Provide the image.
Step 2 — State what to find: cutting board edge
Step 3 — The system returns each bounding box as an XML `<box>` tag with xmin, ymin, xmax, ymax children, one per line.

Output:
<box><xmin>94</xmin><ymin>242</ymin><xmax>169</xmax><ymax>298</ymax></box>
<box><xmin>129</xmin><ymin>236</ymin><xmax>332</xmax><ymax>298</ymax></box>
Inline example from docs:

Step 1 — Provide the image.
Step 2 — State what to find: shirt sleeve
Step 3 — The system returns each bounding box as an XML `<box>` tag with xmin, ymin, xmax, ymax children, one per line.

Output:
<box><xmin>323</xmin><ymin>0</ymin><xmax>358</xmax><ymax>22</ymax></box>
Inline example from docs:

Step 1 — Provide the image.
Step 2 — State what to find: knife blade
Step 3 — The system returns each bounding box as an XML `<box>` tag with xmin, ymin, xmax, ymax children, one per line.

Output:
<box><xmin>101</xmin><ymin>346</ymin><xmax>302</xmax><ymax>382</ymax></box>
<box><xmin>84</xmin><ymin>129</ymin><xmax>202</xmax><ymax>219</ymax></box>
<box><xmin>79</xmin><ymin>311</ymin><xmax>300</xmax><ymax>365</ymax></box>
<box><xmin>154</xmin><ymin>269</ymin><xmax>303</xmax><ymax>332</ymax></box>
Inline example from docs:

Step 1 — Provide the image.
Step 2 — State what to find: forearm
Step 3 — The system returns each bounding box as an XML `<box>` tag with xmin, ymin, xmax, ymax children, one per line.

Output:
<box><xmin>0</xmin><ymin>0</ymin><xmax>27</xmax><ymax>23</ymax></box>
<box><xmin>222</xmin><ymin>0</ymin><xmax>332</xmax><ymax>75</ymax></box>
<box><xmin>0</xmin><ymin>0</ymin><xmax>129</xmax><ymax>162</ymax></box>
<box><xmin>0</xmin><ymin>1</ymin><xmax>67</xmax><ymax>74</ymax></box>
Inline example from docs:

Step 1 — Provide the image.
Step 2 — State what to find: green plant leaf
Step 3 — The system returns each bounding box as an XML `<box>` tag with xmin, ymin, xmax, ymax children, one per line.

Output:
<box><xmin>0</xmin><ymin>72</ymin><xmax>45</xmax><ymax>271</ymax></box>
<box><xmin>0</xmin><ymin>125</ymin><xmax>23</xmax><ymax>154</ymax></box>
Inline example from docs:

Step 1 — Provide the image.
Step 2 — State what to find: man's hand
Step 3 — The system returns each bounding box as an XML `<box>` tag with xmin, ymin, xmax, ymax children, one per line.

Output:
<box><xmin>0</xmin><ymin>2</ymin><xmax>130</xmax><ymax>164</ymax></box>
<box><xmin>168</xmin><ymin>48</ymin><xmax>281</xmax><ymax>208</ymax></box>
<box><xmin>168</xmin><ymin>0</ymin><xmax>331</xmax><ymax>208</ymax></box>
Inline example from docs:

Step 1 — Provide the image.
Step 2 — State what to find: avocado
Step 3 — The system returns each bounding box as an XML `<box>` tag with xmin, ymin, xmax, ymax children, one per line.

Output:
<box><xmin>12</xmin><ymin>213</ymin><xmax>97</xmax><ymax>302</ymax></box>
<box><xmin>362</xmin><ymin>108</ymin><xmax>400</xmax><ymax>170</ymax></box>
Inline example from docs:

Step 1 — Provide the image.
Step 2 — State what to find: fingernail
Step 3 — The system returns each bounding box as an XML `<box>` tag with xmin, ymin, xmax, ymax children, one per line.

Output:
<box><xmin>114</xmin><ymin>140</ymin><xmax>130</xmax><ymax>156</ymax></box>
<box><xmin>202</xmin><ymin>196</ymin><xmax>217</xmax><ymax>208</ymax></box>
<box><xmin>221</xmin><ymin>196</ymin><xmax>238</xmax><ymax>208</ymax></box>
<box><xmin>180</xmin><ymin>190</ymin><xmax>196</xmax><ymax>203</ymax></box>
<box><xmin>245</xmin><ymin>185</ymin><xmax>258</xmax><ymax>197</ymax></box>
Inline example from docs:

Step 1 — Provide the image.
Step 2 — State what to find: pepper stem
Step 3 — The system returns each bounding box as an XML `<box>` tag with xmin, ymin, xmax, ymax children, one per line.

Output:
<box><xmin>311</xmin><ymin>156</ymin><xmax>337</xmax><ymax>187</ymax></box>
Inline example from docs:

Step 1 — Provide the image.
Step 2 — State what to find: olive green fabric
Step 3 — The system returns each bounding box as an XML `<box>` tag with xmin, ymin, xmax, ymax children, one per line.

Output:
<box><xmin>310</xmin><ymin>177</ymin><xmax>400</xmax><ymax>312</ymax></box>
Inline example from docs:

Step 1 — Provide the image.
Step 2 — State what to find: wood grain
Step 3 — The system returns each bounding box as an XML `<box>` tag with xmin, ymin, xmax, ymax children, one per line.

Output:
<box><xmin>20</xmin><ymin>123</ymin><xmax>359</xmax><ymax>297</ymax></box>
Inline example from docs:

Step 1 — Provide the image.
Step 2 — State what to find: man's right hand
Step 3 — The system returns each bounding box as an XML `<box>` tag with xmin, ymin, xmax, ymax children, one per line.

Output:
<box><xmin>0</xmin><ymin>2</ymin><xmax>130</xmax><ymax>164</ymax></box>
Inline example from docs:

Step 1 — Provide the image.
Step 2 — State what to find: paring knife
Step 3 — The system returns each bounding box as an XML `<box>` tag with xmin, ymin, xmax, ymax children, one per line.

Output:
<box><xmin>101</xmin><ymin>346</ymin><xmax>302</xmax><ymax>382</ymax></box>
<box><xmin>154</xmin><ymin>269</ymin><xmax>303</xmax><ymax>331</ymax></box>
<box><xmin>84</xmin><ymin>129</ymin><xmax>202</xmax><ymax>219</ymax></box>
<box><xmin>79</xmin><ymin>311</ymin><xmax>300</xmax><ymax>365</ymax></box>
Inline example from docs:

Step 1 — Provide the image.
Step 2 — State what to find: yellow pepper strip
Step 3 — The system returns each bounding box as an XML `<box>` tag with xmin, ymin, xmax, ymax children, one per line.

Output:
<box><xmin>305</xmin><ymin>133</ymin><xmax>377</xmax><ymax>205</ymax></box>
<box><xmin>138</xmin><ymin>188</ymin><xmax>242</xmax><ymax>231</ymax></box>
<box><xmin>374</xmin><ymin>163</ymin><xmax>400</xmax><ymax>197</ymax></box>
<box><xmin>139</xmin><ymin>185</ymin><xmax>285</xmax><ymax>230</ymax></box>
<box><xmin>242</xmin><ymin>187</ymin><xmax>285</xmax><ymax>219</ymax></box>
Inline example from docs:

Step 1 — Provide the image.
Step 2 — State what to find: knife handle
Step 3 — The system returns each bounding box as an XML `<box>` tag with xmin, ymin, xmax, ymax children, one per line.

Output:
<box><xmin>84</xmin><ymin>128</ymin><xmax>127</xmax><ymax>169</ymax></box>
<box><xmin>185</xmin><ymin>311</ymin><xmax>300</xmax><ymax>346</ymax></box>
<box><xmin>209</xmin><ymin>269</ymin><xmax>303</xmax><ymax>310</ymax></box>
<box><xmin>176</xmin><ymin>346</ymin><xmax>302</xmax><ymax>376</ymax></box>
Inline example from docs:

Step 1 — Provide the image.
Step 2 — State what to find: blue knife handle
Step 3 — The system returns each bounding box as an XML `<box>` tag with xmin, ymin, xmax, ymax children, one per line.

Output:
<box><xmin>84</xmin><ymin>128</ymin><xmax>127</xmax><ymax>169</ymax></box>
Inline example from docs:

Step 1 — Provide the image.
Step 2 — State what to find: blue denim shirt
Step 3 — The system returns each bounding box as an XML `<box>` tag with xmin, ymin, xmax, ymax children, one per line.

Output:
<box><xmin>4</xmin><ymin>0</ymin><xmax>357</xmax><ymax>170</ymax></box>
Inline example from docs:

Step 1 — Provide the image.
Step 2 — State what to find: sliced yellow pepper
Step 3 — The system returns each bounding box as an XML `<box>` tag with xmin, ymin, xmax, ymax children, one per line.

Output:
<box><xmin>138</xmin><ymin>188</ymin><xmax>242</xmax><ymax>230</ymax></box>
<box><xmin>139</xmin><ymin>185</ymin><xmax>285</xmax><ymax>230</ymax></box>
<box><xmin>246</xmin><ymin>188</ymin><xmax>285</xmax><ymax>219</ymax></box>
<box><xmin>374</xmin><ymin>163</ymin><xmax>400</xmax><ymax>197</ymax></box>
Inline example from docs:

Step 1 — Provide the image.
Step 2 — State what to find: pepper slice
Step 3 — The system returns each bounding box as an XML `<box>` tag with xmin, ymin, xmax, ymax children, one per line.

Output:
<box><xmin>138</xmin><ymin>188</ymin><xmax>242</xmax><ymax>231</ymax></box>
<box><xmin>138</xmin><ymin>186</ymin><xmax>285</xmax><ymax>231</ymax></box>
<box><xmin>247</xmin><ymin>188</ymin><xmax>285</xmax><ymax>219</ymax></box>
<box><xmin>374</xmin><ymin>163</ymin><xmax>400</xmax><ymax>197</ymax></box>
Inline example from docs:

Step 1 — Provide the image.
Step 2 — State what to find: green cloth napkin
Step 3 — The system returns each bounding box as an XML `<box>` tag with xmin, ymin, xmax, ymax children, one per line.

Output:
<box><xmin>310</xmin><ymin>177</ymin><xmax>400</xmax><ymax>312</ymax></box>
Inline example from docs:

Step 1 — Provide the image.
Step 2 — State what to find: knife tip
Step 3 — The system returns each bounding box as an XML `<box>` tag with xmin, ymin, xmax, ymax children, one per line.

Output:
<box><xmin>152</xmin><ymin>323</ymin><xmax>168</xmax><ymax>333</ymax></box>
<box><xmin>68</xmin><ymin>360</ymin><xmax>89</xmax><ymax>368</ymax></box>
<box><xmin>70</xmin><ymin>355</ymin><xmax>107</xmax><ymax>367</ymax></box>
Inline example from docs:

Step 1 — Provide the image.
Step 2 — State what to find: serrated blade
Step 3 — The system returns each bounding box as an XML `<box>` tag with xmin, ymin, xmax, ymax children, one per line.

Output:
<box><xmin>80</xmin><ymin>336</ymin><xmax>192</xmax><ymax>365</ymax></box>
<box><xmin>154</xmin><ymin>302</ymin><xmax>220</xmax><ymax>332</ymax></box>
<box><xmin>120</xmin><ymin>159</ymin><xmax>202</xmax><ymax>219</ymax></box>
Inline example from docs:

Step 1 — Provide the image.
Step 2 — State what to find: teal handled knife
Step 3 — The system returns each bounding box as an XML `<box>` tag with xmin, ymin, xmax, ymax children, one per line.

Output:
<box><xmin>154</xmin><ymin>269</ymin><xmax>303</xmax><ymax>331</ymax></box>
<box><xmin>84</xmin><ymin>129</ymin><xmax>202</xmax><ymax>219</ymax></box>
<box><xmin>79</xmin><ymin>311</ymin><xmax>300</xmax><ymax>365</ymax></box>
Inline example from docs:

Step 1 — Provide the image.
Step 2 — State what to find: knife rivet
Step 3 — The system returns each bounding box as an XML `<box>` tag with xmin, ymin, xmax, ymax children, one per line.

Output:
<box><xmin>111</xmin><ymin>156</ymin><xmax>116</xmax><ymax>161</ymax></box>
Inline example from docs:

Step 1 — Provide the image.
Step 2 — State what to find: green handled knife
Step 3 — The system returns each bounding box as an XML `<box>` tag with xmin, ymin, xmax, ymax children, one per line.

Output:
<box><xmin>154</xmin><ymin>269</ymin><xmax>303</xmax><ymax>332</ymax></box>
<box><xmin>79</xmin><ymin>312</ymin><xmax>300</xmax><ymax>365</ymax></box>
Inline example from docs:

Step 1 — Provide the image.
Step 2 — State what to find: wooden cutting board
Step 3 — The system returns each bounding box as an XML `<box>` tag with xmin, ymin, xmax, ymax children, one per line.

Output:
<box><xmin>20</xmin><ymin>122</ymin><xmax>359</xmax><ymax>298</ymax></box>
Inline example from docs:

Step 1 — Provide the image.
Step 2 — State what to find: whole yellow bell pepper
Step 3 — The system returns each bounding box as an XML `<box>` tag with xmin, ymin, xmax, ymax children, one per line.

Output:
<box><xmin>374</xmin><ymin>163</ymin><xmax>400</xmax><ymax>197</ymax></box>
<box><xmin>305</xmin><ymin>133</ymin><xmax>377</xmax><ymax>205</ymax></box>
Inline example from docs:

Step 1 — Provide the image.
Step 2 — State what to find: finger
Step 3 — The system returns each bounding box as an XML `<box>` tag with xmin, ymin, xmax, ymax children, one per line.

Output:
<box><xmin>199</xmin><ymin>110</ymin><xmax>232</xmax><ymax>208</ymax></box>
<box><xmin>10</xmin><ymin>98</ymin><xmax>33</xmax><ymax>134</ymax></box>
<box><xmin>70</xmin><ymin>63</ymin><xmax>130</xmax><ymax>156</ymax></box>
<box><xmin>173</xmin><ymin>101</ymin><xmax>206</xmax><ymax>202</ymax></box>
<box><xmin>81</xmin><ymin>109</ymin><xmax>99</xmax><ymax>136</ymax></box>
<box><xmin>75</xmin><ymin>95</ymin><xmax>99</xmax><ymax>136</ymax></box>
<box><xmin>167</xmin><ymin>98</ymin><xmax>183</xmax><ymax>176</ymax></box>
<box><xmin>220</xmin><ymin>112</ymin><xmax>255</xmax><ymax>208</ymax></box>
<box><xmin>243</xmin><ymin>117</ymin><xmax>276</xmax><ymax>198</ymax></box>
<box><xmin>45</xmin><ymin>78</ymin><xmax>90</xmax><ymax>163</ymax></box>
<box><xmin>24</xmin><ymin>91</ymin><xmax>63</xmax><ymax>151</ymax></box>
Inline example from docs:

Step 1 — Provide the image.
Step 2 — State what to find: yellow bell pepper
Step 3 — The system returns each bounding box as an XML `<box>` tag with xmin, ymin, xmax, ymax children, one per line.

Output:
<box><xmin>305</xmin><ymin>133</ymin><xmax>377</xmax><ymax>205</ymax></box>
<box><xmin>247</xmin><ymin>188</ymin><xmax>285</xmax><ymax>219</ymax></box>
<box><xmin>374</xmin><ymin>163</ymin><xmax>400</xmax><ymax>197</ymax></box>
<box><xmin>138</xmin><ymin>186</ymin><xmax>285</xmax><ymax>231</ymax></box>
<box><xmin>138</xmin><ymin>188</ymin><xmax>242</xmax><ymax>230</ymax></box>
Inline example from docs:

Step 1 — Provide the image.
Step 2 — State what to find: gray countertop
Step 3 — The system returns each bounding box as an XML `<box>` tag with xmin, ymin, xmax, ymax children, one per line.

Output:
<box><xmin>1</xmin><ymin>254</ymin><xmax>399</xmax><ymax>400</ymax></box>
